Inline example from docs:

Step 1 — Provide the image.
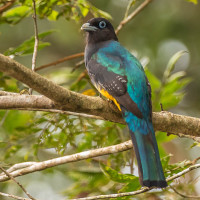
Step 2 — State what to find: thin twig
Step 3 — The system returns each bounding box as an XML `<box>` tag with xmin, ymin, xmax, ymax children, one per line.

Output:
<box><xmin>35</xmin><ymin>52</ymin><xmax>84</xmax><ymax>71</ymax></box>
<box><xmin>170</xmin><ymin>185</ymin><xmax>200</xmax><ymax>199</ymax></box>
<box><xmin>0</xmin><ymin>192</ymin><xmax>30</xmax><ymax>200</ymax></box>
<box><xmin>0</xmin><ymin>166</ymin><xmax>37</xmax><ymax>200</ymax></box>
<box><xmin>29</xmin><ymin>0</ymin><xmax>39</xmax><ymax>95</ymax></box>
<box><xmin>115</xmin><ymin>0</ymin><xmax>153</xmax><ymax>34</ymax></box>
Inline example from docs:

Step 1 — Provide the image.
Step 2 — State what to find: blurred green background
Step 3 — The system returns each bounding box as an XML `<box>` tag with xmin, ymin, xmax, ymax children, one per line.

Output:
<box><xmin>0</xmin><ymin>0</ymin><xmax>200</xmax><ymax>199</ymax></box>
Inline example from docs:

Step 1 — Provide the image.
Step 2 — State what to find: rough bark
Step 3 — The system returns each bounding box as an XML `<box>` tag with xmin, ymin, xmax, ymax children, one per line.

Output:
<box><xmin>0</xmin><ymin>54</ymin><xmax>200</xmax><ymax>137</ymax></box>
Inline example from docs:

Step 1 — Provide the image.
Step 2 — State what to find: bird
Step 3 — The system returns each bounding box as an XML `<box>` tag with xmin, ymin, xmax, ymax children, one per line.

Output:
<box><xmin>81</xmin><ymin>17</ymin><xmax>167</xmax><ymax>188</ymax></box>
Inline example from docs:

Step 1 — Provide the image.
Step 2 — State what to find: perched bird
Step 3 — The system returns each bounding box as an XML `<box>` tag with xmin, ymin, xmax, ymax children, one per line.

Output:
<box><xmin>81</xmin><ymin>18</ymin><xmax>167</xmax><ymax>188</ymax></box>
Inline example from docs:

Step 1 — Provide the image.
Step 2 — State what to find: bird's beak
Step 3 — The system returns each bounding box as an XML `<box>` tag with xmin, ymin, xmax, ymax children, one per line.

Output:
<box><xmin>81</xmin><ymin>23</ymin><xmax>98</xmax><ymax>32</ymax></box>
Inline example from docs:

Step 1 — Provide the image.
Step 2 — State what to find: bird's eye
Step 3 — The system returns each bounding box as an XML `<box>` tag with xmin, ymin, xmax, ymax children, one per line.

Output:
<box><xmin>99</xmin><ymin>21</ymin><xmax>106</xmax><ymax>29</ymax></box>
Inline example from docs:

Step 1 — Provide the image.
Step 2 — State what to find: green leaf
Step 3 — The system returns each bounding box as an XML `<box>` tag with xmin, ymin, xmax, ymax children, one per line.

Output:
<box><xmin>124</xmin><ymin>0</ymin><xmax>137</xmax><ymax>18</ymax></box>
<box><xmin>190</xmin><ymin>142</ymin><xmax>200</xmax><ymax>148</ymax></box>
<box><xmin>145</xmin><ymin>69</ymin><xmax>161</xmax><ymax>90</ymax></box>
<box><xmin>79</xmin><ymin>4</ymin><xmax>89</xmax><ymax>17</ymax></box>
<box><xmin>47</xmin><ymin>10</ymin><xmax>59</xmax><ymax>21</ymax></box>
<box><xmin>119</xmin><ymin>181</ymin><xmax>140</xmax><ymax>193</ymax></box>
<box><xmin>167</xmin><ymin>71</ymin><xmax>186</xmax><ymax>82</ymax></box>
<box><xmin>185</xmin><ymin>0</ymin><xmax>198</xmax><ymax>4</ymax></box>
<box><xmin>4</xmin><ymin>30</ymin><xmax>55</xmax><ymax>56</ymax></box>
<box><xmin>161</xmin><ymin>154</ymin><xmax>173</xmax><ymax>170</ymax></box>
<box><xmin>163</xmin><ymin>50</ymin><xmax>188</xmax><ymax>82</ymax></box>
<box><xmin>100</xmin><ymin>163</ymin><xmax>137</xmax><ymax>183</ymax></box>
<box><xmin>88</xmin><ymin>2</ymin><xmax>112</xmax><ymax>19</ymax></box>
<box><xmin>2</xmin><ymin>6</ymin><xmax>31</xmax><ymax>24</ymax></box>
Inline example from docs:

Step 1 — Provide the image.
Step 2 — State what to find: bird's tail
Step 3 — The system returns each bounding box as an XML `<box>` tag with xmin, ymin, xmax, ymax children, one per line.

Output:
<box><xmin>124</xmin><ymin>113</ymin><xmax>167</xmax><ymax>188</ymax></box>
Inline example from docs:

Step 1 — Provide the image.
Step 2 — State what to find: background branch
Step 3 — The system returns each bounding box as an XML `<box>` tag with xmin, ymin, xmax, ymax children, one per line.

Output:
<box><xmin>35</xmin><ymin>52</ymin><xmax>84</xmax><ymax>71</ymax></box>
<box><xmin>29</xmin><ymin>0</ymin><xmax>39</xmax><ymax>94</ymax></box>
<box><xmin>0</xmin><ymin>192</ymin><xmax>30</xmax><ymax>200</ymax></box>
<box><xmin>115</xmin><ymin>0</ymin><xmax>153</xmax><ymax>34</ymax></box>
<box><xmin>0</xmin><ymin>140</ymin><xmax>133</xmax><ymax>182</ymax></box>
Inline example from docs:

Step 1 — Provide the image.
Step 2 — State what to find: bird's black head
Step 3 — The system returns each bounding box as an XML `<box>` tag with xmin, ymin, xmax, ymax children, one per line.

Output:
<box><xmin>81</xmin><ymin>18</ymin><xmax>118</xmax><ymax>44</ymax></box>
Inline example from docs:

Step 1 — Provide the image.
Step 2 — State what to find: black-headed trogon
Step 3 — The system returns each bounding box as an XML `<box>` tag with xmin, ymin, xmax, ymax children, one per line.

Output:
<box><xmin>81</xmin><ymin>18</ymin><xmax>167</xmax><ymax>188</ymax></box>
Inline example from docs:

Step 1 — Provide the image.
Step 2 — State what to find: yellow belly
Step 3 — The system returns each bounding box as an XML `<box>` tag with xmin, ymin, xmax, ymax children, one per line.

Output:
<box><xmin>98</xmin><ymin>88</ymin><xmax>121</xmax><ymax>111</ymax></box>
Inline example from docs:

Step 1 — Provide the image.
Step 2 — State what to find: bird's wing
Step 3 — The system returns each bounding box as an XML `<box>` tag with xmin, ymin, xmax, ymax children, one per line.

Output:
<box><xmin>86</xmin><ymin>41</ymin><xmax>151</xmax><ymax>119</ymax></box>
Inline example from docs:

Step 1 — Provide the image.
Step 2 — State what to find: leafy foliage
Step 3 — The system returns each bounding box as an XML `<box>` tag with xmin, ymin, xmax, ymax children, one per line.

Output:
<box><xmin>146</xmin><ymin>51</ymin><xmax>191</xmax><ymax>111</ymax></box>
<box><xmin>0</xmin><ymin>0</ymin><xmax>111</xmax><ymax>24</ymax></box>
<box><xmin>4</xmin><ymin>30</ymin><xmax>55</xmax><ymax>57</ymax></box>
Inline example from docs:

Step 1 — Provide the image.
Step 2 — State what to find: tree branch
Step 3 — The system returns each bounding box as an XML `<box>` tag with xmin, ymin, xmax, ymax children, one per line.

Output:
<box><xmin>0</xmin><ymin>54</ymin><xmax>123</xmax><ymax>122</ymax></box>
<box><xmin>0</xmin><ymin>91</ymin><xmax>200</xmax><ymax>137</ymax></box>
<box><xmin>35</xmin><ymin>52</ymin><xmax>84</xmax><ymax>71</ymax></box>
<box><xmin>0</xmin><ymin>50</ymin><xmax>200</xmax><ymax>135</ymax></box>
<box><xmin>0</xmin><ymin>140</ymin><xmax>133</xmax><ymax>182</ymax></box>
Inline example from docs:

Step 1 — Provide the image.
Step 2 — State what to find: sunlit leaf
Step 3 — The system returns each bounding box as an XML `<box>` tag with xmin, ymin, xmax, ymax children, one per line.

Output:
<box><xmin>185</xmin><ymin>0</ymin><xmax>198</xmax><ymax>4</ymax></box>
<box><xmin>101</xmin><ymin>163</ymin><xmax>137</xmax><ymax>183</ymax></box>
<box><xmin>47</xmin><ymin>10</ymin><xmax>59</xmax><ymax>21</ymax></box>
<box><xmin>2</xmin><ymin>6</ymin><xmax>31</xmax><ymax>24</ymax></box>
<box><xmin>145</xmin><ymin>69</ymin><xmax>161</xmax><ymax>90</ymax></box>
<box><xmin>163</xmin><ymin>50</ymin><xmax>188</xmax><ymax>82</ymax></box>
<box><xmin>119</xmin><ymin>181</ymin><xmax>140</xmax><ymax>193</ymax></box>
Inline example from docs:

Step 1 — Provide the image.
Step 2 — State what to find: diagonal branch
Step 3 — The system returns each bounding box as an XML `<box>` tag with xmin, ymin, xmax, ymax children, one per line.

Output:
<box><xmin>0</xmin><ymin>166</ymin><xmax>37</xmax><ymax>200</ymax></box>
<box><xmin>35</xmin><ymin>52</ymin><xmax>84</xmax><ymax>71</ymax></box>
<box><xmin>0</xmin><ymin>192</ymin><xmax>30</xmax><ymax>200</ymax></box>
<box><xmin>115</xmin><ymin>0</ymin><xmax>153</xmax><ymax>34</ymax></box>
<box><xmin>0</xmin><ymin>140</ymin><xmax>133</xmax><ymax>182</ymax></box>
